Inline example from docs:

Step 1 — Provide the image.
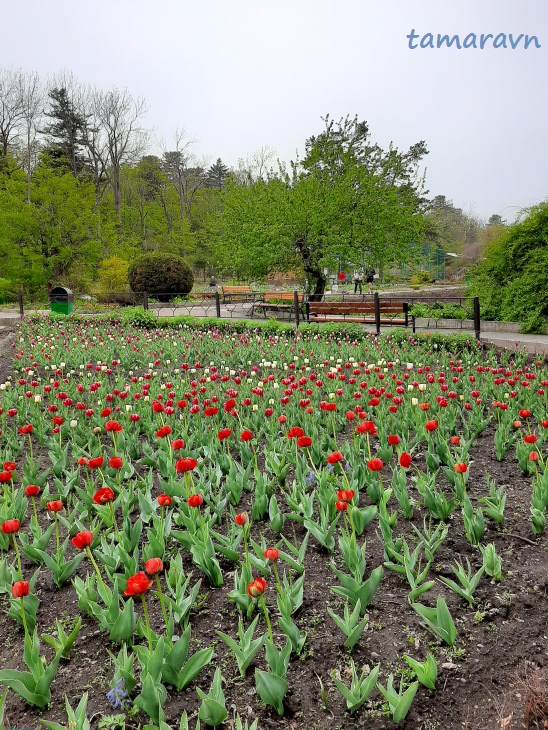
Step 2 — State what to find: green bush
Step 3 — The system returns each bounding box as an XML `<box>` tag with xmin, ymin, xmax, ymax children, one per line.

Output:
<box><xmin>467</xmin><ymin>201</ymin><xmax>548</xmax><ymax>332</ymax></box>
<box><xmin>128</xmin><ymin>252</ymin><xmax>194</xmax><ymax>301</ymax></box>
<box><xmin>410</xmin><ymin>302</ymin><xmax>470</xmax><ymax>320</ymax></box>
<box><xmin>119</xmin><ymin>307</ymin><xmax>158</xmax><ymax>327</ymax></box>
<box><xmin>96</xmin><ymin>256</ymin><xmax>130</xmax><ymax>294</ymax></box>
<box><xmin>0</xmin><ymin>278</ymin><xmax>16</xmax><ymax>304</ymax></box>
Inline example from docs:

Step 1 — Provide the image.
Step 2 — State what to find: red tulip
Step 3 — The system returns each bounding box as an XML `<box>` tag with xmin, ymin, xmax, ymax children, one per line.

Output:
<box><xmin>0</xmin><ymin>471</ymin><xmax>13</xmax><ymax>483</ymax></box>
<box><xmin>88</xmin><ymin>456</ymin><xmax>104</xmax><ymax>469</ymax></box>
<box><xmin>287</xmin><ymin>427</ymin><xmax>305</xmax><ymax>439</ymax></box>
<box><xmin>326</xmin><ymin>451</ymin><xmax>344</xmax><ymax>465</ymax></box>
<box><xmin>399</xmin><ymin>452</ymin><xmax>413</xmax><ymax>469</ymax></box>
<box><xmin>263</xmin><ymin>547</ymin><xmax>279</xmax><ymax>561</ymax></box>
<box><xmin>145</xmin><ymin>558</ymin><xmax>163</xmax><ymax>575</ymax></box>
<box><xmin>335</xmin><ymin>500</ymin><xmax>348</xmax><ymax>511</ymax></box>
<box><xmin>157</xmin><ymin>494</ymin><xmax>172</xmax><ymax>507</ymax></box>
<box><xmin>387</xmin><ymin>435</ymin><xmax>400</xmax><ymax>446</ymax></box>
<box><xmin>247</xmin><ymin>577</ymin><xmax>267</xmax><ymax>597</ymax></box>
<box><xmin>519</xmin><ymin>409</ymin><xmax>531</xmax><ymax>418</ymax></box>
<box><xmin>46</xmin><ymin>500</ymin><xmax>63</xmax><ymax>512</ymax></box>
<box><xmin>156</xmin><ymin>425</ymin><xmax>172</xmax><ymax>438</ymax></box>
<box><xmin>11</xmin><ymin>581</ymin><xmax>29</xmax><ymax>598</ymax></box>
<box><xmin>77</xmin><ymin>457</ymin><xmax>89</xmax><ymax>466</ymax></box>
<box><xmin>529</xmin><ymin>451</ymin><xmax>539</xmax><ymax>462</ymax></box>
<box><xmin>337</xmin><ymin>489</ymin><xmax>355</xmax><ymax>503</ymax></box>
<box><xmin>105</xmin><ymin>420</ymin><xmax>123</xmax><ymax>433</ymax></box>
<box><xmin>1</xmin><ymin>519</ymin><xmax>21</xmax><ymax>534</ymax></box>
<box><xmin>449</xmin><ymin>436</ymin><xmax>461</xmax><ymax>445</ymax></box>
<box><xmin>172</xmin><ymin>439</ymin><xmax>185</xmax><ymax>450</ymax></box>
<box><xmin>71</xmin><ymin>531</ymin><xmax>94</xmax><ymax>549</ymax></box>
<box><xmin>297</xmin><ymin>436</ymin><xmax>313</xmax><ymax>448</ymax></box>
<box><xmin>109</xmin><ymin>456</ymin><xmax>123</xmax><ymax>469</ymax></box>
<box><xmin>453</xmin><ymin>463</ymin><xmax>468</xmax><ymax>474</ymax></box>
<box><xmin>93</xmin><ymin>487</ymin><xmax>115</xmax><ymax>504</ymax></box>
<box><xmin>524</xmin><ymin>434</ymin><xmax>537</xmax><ymax>444</ymax></box>
<box><xmin>234</xmin><ymin>512</ymin><xmax>248</xmax><ymax>525</ymax></box>
<box><xmin>18</xmin><ymin>424</ymin><xmax>33</xmax><ymax>435</ymax></box>
<box><xmin>203</xmin><ymin>407</ymin><xmax>219</xmax><ymax>417</ymax></box>
<box><xmin>217</xmin><ymin>428</ymin><xmax>232</xmax><ymax>441</ymax></box>
<box><xmin>187</xmin><ymin>494</ymin><xmax>204</xmax><ymax>508</ymax></box>
<box><xmin>345</xmin><ymin>411</ymin><xmax>356</xmax><ymax>421</ymax></box>
<box><xmin>176</xmin><ymin>457</ymin><xmax>197</xmax><ymax>473</ymax></box>
<box><xmin>240</xmin><ymin>430</ymin><xmax>253</xmax><ymax>442</ymax></box>
<box><xmin>25</xmin><ymin>485</ymin><xmax>40</xmax><ymax>497</ymax></box>
<box><xmin>357</xmin><ymin>421</ymin><xmax>377</xmax><ymax>435</ymax></box>
<box><xmin>425</xmin><ymin>420</ymin><xmax>439</xmax><ymax>432</ymax></box>
<box><xmin>367</xmin><ymin>458</ymin><xmax>384</xmax><ymax>472</ymax></box>
<box><xmin>124</xmin><ymin>572</ymin><xmax>153</xmax><ymax>596</ymax></box>
<box><xmin>3</xmin><ymin>461</ymin><xmax>16</xmax><ymax>472</ymax></box>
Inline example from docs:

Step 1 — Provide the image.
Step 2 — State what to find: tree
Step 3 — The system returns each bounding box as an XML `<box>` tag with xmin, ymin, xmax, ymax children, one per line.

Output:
<box><xmin>205</xmin><ymin>158</ymin><xmax>229</xmax><ymax>189</ymax></box>
<box><xmin>0</xmin><ymin>68</ymin><xmax>25</xmax><ymax>165</ymax></box>
<box><xmin>488</xmin><ymin>214</ymin><xmax>505</xmax><ymax>226</ymax></box>
<box><xmin>218</xmin><ymin>116</ymin><xmax>428</xmax><ymax>297</ymax></box>
<box><xmin>468</xmin><ymin>201</ymin><xmax>548</xmax><ymax>331</ymax></box>
<box><xmin>92</xmin><ymin>87</ymin><xmax>149</xmax><ymax>213</ymax></box>
<box><xmin>42</xmin><ymin>87</ymin><xmax>90</xmax><ymax>176</ymax></box>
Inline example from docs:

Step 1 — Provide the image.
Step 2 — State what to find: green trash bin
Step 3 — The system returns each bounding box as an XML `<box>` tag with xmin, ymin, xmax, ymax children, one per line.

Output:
<box><xmin>49</xmin><ymin>286</ymin><xmax>73</xmax><ymax>315</ymax></box>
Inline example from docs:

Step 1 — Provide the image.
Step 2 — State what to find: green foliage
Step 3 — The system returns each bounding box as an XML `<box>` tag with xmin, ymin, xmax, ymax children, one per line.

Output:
<box><xmin>120</xmin><ymin>306</ymin><xmax>158</xmax><ymax>328</ymax></box>
<box><xmin>410</xmin><ymin>301</ymin><xmax>470</xmax><ymax>320</ymax></box>
<box><xmin>128</xmin><ymin>252</ymin><xmax>194</xmax><ymax>298</ymax></box>
<box><xmin>468</xmin><ymin>201</ymin><xmax>548</xmax><ymax>331</ymax></box>
<box><xmin>0</xmin><ymin>278</ymin><xmax>16</xmax><ymax>303</ymax></box>
<box><xmin>96</xmin><ymin>257</ymin><xmax>130</xmax><ymax>294</ymax></box>
<box><xmin>216</xmin><ymin>116</ymin><xmax>427</xmax><ymax>294</ymax></box>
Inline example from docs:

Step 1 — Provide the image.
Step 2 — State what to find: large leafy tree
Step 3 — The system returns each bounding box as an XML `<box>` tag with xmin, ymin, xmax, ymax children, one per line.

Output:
<box><xmin>468</xmin><ymin>201</ymin><xmax>548</xmax><ymax>331</ymax></box>
<box><xmin>218</xmin><ymin>116</ymin><xmax>428</xmax><ymax>296</ymax></box>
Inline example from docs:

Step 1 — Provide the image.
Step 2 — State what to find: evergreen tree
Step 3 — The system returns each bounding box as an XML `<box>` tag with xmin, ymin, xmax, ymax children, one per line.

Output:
<box><xmin>206</xmin><ymin>158</ymin><xmax>229</xmax><ymax>189</ymax></box>
<box><xmin>42</xmin><ymin>87</ymin><xmax>89</xmax><ymax>177</ymax></box>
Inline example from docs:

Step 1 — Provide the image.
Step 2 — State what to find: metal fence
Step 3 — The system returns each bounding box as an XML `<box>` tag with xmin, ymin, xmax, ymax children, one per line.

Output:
<box><xmin>11</xmin><ymin>290</ymin><xmax>482</xmax><ymax>338</ymax></box>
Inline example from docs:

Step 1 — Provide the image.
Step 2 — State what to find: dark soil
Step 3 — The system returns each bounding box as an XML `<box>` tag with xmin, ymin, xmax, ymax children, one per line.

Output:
<box><xmin>0</xmin><ymin>326</ymin><xmax>547</xmax><ymax>730</ymax></box>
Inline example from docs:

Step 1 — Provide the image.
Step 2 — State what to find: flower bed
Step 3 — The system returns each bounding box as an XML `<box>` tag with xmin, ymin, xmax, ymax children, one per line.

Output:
<box><xmin>0</xmin><ymin>318</ymin><xmax>547</xmax><ymax>729</ymax></box>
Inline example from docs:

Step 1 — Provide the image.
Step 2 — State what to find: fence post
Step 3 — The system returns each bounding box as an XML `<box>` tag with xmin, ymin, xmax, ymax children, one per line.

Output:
<box><xmin>374</xmin><ymin>292</ymin><xmax>381</xmax><ymax>334</ymax></box>
<box><xmin>215</xmin><ymin>290</ymin><xmax>221</xmax><ymax>319</ymax></box>
<box><xmin>18</xmin><ymin>291</ymin><xmax>24</xmax><ymax>319</ymax></box>
<box><xmin>143</xmin><ymin>291</ymin><xmax>148</xmax><ymax>311</ymax></box>
<box><xmin>473</xmin><ymin>296</ymin><xmax>481</xmax><ymax>340</ymax></box>
<box><xmin>293</xmin><ymin>290</ymin><xmax>300</xmax><ymax>328</ymax></box>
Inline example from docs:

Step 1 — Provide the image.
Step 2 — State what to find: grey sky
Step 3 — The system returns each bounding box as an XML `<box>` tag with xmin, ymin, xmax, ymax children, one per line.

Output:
<box><xmin>4</xmin><ymin>0</ymin><xmax>547</xmax><ymax>220</ymax></box>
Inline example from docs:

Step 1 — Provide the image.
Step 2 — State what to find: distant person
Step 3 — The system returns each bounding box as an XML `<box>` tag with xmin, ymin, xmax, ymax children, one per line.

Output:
<box><xmin>353</xmin><ymin>269</ymin><xmax>364</xmax><ymax>294</ymax></box>
<box><xmin>209</xmin><ymin>276</ymin><xmax>217</xmax><ymax>289</ymax></box>
<box><xmin>366</xmin><ymin>267</ymin><xmax>375</xmax><ymax>293</ymax></box>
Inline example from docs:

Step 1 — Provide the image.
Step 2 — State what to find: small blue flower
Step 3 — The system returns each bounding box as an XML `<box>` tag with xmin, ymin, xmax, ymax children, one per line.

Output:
<box><xmin>106</xmin><ymin>676</ymin><xmax>128</xmax><ymax>709</ymax></box>
<box><xmin>305</xmin><ymin>471</ymin><xmax>316</xmax><ymax>487</ymax></box>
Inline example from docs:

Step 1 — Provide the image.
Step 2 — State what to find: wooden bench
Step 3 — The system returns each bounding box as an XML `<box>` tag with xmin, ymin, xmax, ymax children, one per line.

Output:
<box><xmin>250</xmin><ymin>292</ymin><xmax>305</xmax><ymax>321</ymax></box>
<box><xmin>221</xmin><ymin>285</ymin><xmax>258</xmax><ymax>303</ymax></box>
<box><xmin>307</xmin><ymin>295</ymin><xmax>415</xmax><ymax>333</ymax></box>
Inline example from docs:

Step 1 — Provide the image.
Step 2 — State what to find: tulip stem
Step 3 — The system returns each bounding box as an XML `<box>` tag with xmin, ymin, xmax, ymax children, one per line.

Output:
<box><xmin>31</xmin><ymin>496</ymin><xmax>38</xmax><ymax>526</ymax></box>
<box><xmin>54</xmin><ymin>513</ymin><xmax>60</xmax><ymax>558</ymax></box>
<box><xmin>272</xmin><ymin>561</ymin><xmax>283</xmax><ymax>596</ymax></box>
<box><xmin>11</xmin><ymin>534</ymin><xmax>22</xmax><ymax>578</ymax></box>
<box><xmin>141</xmin><ymin>594</ymin><xmax>153</xmax><ymax>652</ymax></box>
<box><xmin>109</xmin><ymin>502</ymin><xmax>121</xmax><ymax>540</ymax></box>
<box><xmin>19</xmin><ymin>597</ymin><xmax>29</xmax><ymax>638</ymax></box>
<box><xmin>154</xmin><ymin>574</ymin><xmax>169</xmax><ymax>628</ymax></box>
<box><xmin>86</xmin><ymin>547</ymin><xmax>107</xmax><ymax>591</ymax></box>
<box><xmin>259</xmin><ymin>595</ymin><xmax>273</xmax><ymax>643</ymax></box>
<box><xmin>27</xmin><ymin>434</ymin><xmax>33</xmax><ymax>461</ymax></box>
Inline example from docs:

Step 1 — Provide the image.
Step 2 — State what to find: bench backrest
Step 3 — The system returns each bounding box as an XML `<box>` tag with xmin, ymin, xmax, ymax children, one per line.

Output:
<box><xmin>222</xmin><ymin>285</ymin><xmax>253</xmax><ymax>294</ymax></box>
<box><xmin>263</xmin><ymin>292</ymin><xmax>303</xmax><ymax>302</ymax></box>
<box><xmin>308</xmin><ymin>300</ymin><xmax>408</xmax><ymax>315</ymax></box>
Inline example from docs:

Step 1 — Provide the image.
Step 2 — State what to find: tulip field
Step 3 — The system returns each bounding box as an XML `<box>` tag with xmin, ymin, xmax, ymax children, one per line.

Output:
<box><xmin>0</xmin><ymin>316</ymin><xmax>547</xmax><ymax>730</ymax></box>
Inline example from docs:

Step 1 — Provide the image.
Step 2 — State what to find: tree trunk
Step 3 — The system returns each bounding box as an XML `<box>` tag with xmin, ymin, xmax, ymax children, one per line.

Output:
<box><xmin>295</xmin><ymin>237</ymin><xmax>326</xmax><ymax>301</ymax></box>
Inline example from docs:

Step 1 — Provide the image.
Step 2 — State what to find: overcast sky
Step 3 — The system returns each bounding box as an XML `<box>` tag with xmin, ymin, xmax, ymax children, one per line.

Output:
<box><xmin>3</xmin><ymin>0</ymin><xmax>547</xmax><ymax>220</ymax></box>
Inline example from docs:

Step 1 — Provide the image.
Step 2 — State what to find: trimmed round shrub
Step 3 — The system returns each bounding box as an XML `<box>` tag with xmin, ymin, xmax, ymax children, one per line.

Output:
<box><xmin>128</xmin><ymin>252</ymin><xmax>194</xmax><ymax>301</ymax></box>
